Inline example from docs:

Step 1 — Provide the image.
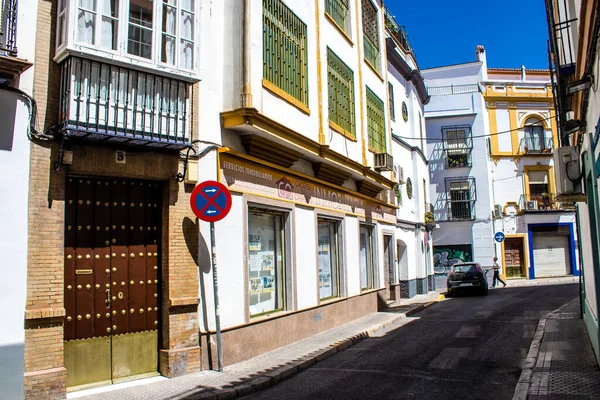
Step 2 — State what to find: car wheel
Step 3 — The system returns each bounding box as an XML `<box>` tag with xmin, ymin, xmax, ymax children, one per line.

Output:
<box><xmin>480</xmin><ymin>287</ymin><xmax>488</xmax><ymax>296</ymax></box>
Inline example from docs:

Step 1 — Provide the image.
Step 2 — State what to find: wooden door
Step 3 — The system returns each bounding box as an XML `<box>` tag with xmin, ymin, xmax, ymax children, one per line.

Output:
<box><xmin>64</xmin><ymin>177</ymin><xmax>161</xmax><ymax>388</ymax></box>
<box><xmin>504</xmin><ymin>238</ymin><xmax>525</xmax><ymax>278</ymax></box>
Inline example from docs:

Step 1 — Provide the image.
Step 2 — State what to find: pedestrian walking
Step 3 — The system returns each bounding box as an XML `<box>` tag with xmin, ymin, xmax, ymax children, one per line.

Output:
<box><xmin>492</xmin><ymin>257</ymin><xmax>506</xmax><ymax>288</ymax></box>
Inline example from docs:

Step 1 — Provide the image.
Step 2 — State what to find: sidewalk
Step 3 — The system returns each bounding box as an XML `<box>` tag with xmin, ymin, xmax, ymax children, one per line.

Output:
<box><xmin>513</xmin><ymin>296</ymin><xmax>600</xmax><ymax>400</ymax></box>
<box><xmin>70</xmin><ymin>289</ymin><xmax>445</xmax><ymax>400</ymax></box>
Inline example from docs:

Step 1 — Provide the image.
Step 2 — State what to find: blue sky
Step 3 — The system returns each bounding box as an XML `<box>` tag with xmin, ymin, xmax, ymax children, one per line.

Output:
<box><xmin>385</xmin><ymin>1</ymin><xmax>551</xmax><ymax>70</ymax></box>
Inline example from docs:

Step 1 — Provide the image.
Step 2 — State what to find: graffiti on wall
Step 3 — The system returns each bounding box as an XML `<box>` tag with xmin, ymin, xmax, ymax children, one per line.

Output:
<box><xmin>433</xmin><ymin>245</ymin><xmax>472</xmax><ymax>275</ymax></box>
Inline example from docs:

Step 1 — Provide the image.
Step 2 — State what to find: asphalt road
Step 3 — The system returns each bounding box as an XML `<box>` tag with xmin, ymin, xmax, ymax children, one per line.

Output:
<box><xmin>243</xmin><ymin>283</ymin><xmax>579</xmax><ymax>400</ymax></box>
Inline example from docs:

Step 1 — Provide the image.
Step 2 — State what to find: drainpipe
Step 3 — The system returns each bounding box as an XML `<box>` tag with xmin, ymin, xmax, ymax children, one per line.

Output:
<box><xmin>241</xmin><ymin>0</ymin><xmax>252</xmax><ymax>107</ymax></box>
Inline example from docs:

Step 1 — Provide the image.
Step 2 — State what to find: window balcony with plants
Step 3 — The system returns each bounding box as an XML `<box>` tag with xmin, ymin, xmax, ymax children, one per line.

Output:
<box><xmin>519</xmin><ymin>136</ymin><xmax>554</xmax><ymax>155</ymax></box>
<box><xmin>383</xmin><ymin>6</ymin><xmax>413</xmax><ymax>54</ymax></box>
<box><xmin>442</xmin><ymin>125</ymin><xmax>473</xmax><ymax>169</ymax></box>
<box><xmin>520</xmin><ymin>193</ymin><xmax>576</xmax><ymax>212</ymax></box>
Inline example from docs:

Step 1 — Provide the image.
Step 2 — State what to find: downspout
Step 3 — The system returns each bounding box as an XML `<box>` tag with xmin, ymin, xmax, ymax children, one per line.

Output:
<box><xmin>241</xmin><ymin>0</ymin><xmax>252</xmax><ymax>108</ymax></box>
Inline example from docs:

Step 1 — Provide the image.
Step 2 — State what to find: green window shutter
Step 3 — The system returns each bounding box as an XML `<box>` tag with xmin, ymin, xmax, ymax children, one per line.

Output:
<box><xmin>366</xmin><ymin>86</ymin><xmax>386</xmax><ymax>153</ymax></box>
<box><xmin>361</xmin><ymin>0</ymin><xmax>380</xmax><ymax>72</ymax></box>
<box><xmin>263</xmin><ymin>0</ymin><xmax>309</xmax><ymax>106</ymax></box>
<box><xmin>327</xmin><ymin>48</ymin><xmax>356</xmax><ymax>137</ymax></box>
<box><xmin>388</xmin><ymin>82</ymin><xmax>395</xmax><ymax>121</ymax></box>
<box><xmin>325</xmin><ymin>0</ymin><xmax>349</xmax><ymax>34</ymax></box>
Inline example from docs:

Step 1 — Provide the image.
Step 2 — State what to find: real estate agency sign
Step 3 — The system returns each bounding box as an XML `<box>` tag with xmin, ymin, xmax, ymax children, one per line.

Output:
<box><xmin>219</xmin><ymin>153</ymin><xmax>396</xmax><ymax>224</ymax></box>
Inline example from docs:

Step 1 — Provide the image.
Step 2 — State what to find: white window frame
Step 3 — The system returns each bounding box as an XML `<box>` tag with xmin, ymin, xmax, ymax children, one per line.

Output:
<box><xmin>57</xmin><ymin>0</ymin><xmax>197</xmax><ymax>74</ymax></box>
<box><xmin>317</xmin><ymin>217</ymin><xmax>344</xmax><ymax>300</ymax></box>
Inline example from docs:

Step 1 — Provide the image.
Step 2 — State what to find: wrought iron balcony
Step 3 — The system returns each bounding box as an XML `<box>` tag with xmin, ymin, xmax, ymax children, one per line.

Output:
<box><xmin>520</xmin><ymin>193</ymin><xmax>576</xmax><ymax>212</ymax></box>
<box><xmin>426</xmin><ymin>84</ymin><xmax>481</xmax><ymax>96</ymax></box>
<box><xmin>383</xmin><ymin>7</ymin><xmax>413</xmax><ymax>54</ymax></box>
<box><xmin>519</xmin><ymin>137</ymin><xmax>554</xmax><ymax>155</ymax></box>
<box><xmin>0</xmin><ymin>0</ymin><xmax>17</xmax><ymax>56</ymax></box>
<box><xmin>58</xmin><ymin>56</ymin><xmax>191</xmax><ymax>150</ymax></box>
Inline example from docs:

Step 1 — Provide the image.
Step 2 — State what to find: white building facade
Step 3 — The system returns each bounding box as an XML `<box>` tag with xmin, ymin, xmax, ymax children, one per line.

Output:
<box><xmin>0</xmin><ymin>0</ymin><xmax>35</xmax><ymax>398</ymax></box>
<box><xmin>423</xmin><ymin>46</ymin><xmax>578</xmax><ymax>287</ymax></box>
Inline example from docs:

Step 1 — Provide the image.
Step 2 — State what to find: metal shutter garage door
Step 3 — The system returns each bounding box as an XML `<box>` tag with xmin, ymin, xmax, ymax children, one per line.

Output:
<box><xmin>532</xmin><ymin>233</ymin><xmax>571</xmax><ymax>277</ymax></box>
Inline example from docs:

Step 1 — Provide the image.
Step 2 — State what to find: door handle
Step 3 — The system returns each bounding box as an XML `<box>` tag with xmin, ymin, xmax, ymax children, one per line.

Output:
<box><xmin>105</xmin><ymin>289</ymin><xmax>111</xmax><ymax>307</ymax></box>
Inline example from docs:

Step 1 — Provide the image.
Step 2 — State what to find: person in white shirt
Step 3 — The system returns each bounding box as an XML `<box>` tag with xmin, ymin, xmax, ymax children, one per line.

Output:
<box><xmin>492</xmin><ymin>257</ymin><xmax>507</xmax><ymax>288</ymax></box>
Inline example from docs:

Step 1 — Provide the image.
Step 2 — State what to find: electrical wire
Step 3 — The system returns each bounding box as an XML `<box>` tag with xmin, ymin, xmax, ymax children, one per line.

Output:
<box><xmin>393</xmin><ymin>114</ymin><xmax>556</xmax><ymax>142</ymax></box>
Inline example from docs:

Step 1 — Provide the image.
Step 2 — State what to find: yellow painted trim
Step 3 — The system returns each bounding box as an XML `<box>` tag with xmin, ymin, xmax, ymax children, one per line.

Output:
<box><xmin>500</xmin><ymin>234</ymin><xmax>529</xmax><ymax>281</ymax></box>
<box><xmin>220</xmin><ymin>148</ymin><xmax>398</xmax><ymax>209</ymax></box>
<box><xmin>329</xmin><ymin>120</ymin><xmax>358</xmax><ymax>142</ymax></box>
<box><xmin>523</xmin><ymin>165</ymin><xmax>556</xmax><ymax>198</ymax></box>
<box><xmin>550</xmin><ymin>108</ymin><xmax>559</xmax><ymax>149</ymax></box>
<box><xmin>519</xmin><ymin>112</ymin><xmax>549</xmax><ymax>129</ymax></box>
<box><xmin>488</xmin><ymin>107</ymin><xmax>499</xmax><ymax>156</ymax></box>
<box><xmin>354</xmin><ymin>0</ymin><xmax>367</xmax><ymax>165</ymax></box>
<box><xmin>315</xmin><ymin>1</ymin><xmax>325</xmax><ymax>144</ymax></box>
<box><xmin>379</xmin><ymin>6</ymin><xmax>392</xmax><ymax>158</ymax></box>
<box><xmin>262</xmin><ymin>79</ymin><xmax>311</xmax><ymax>115</ymax></box>
<box><xmin>509</xmin><ymin>106</ymin><xmax>519</xmax><ymax>155</ymax></box>
<box><xmin>502</xmin><ymin>201</ymin><xmax>521</xmax><ymax>214</ymax></box>
<box><xmin>364</xmin><ymin>58</ymin><xmax>384</xmax><ymax>82</ymax></box>
<box><xmin>324</xmin><ymin>12</ymin><xmax>354</xmax><ymax>47</ymax></box>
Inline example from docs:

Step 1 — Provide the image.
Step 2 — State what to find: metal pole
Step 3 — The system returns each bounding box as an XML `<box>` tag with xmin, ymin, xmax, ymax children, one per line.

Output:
<box><xmin>210</xmin><ymin>221</ymin><xmax>223</xmax><ymax>372</ymax></box>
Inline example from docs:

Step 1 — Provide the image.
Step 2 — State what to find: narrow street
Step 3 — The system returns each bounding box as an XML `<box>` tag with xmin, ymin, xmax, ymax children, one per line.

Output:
<box><xmin>245</xmin><ymin>283</ymin><xmax>579</xmax><ymax>400</ymax></box>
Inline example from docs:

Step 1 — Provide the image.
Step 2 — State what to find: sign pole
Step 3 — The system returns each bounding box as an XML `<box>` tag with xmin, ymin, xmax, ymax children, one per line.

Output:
<box><xmin>210</xmin><ymin>221</ymin><xmax>223</xmax><ymax>372</ymax></box>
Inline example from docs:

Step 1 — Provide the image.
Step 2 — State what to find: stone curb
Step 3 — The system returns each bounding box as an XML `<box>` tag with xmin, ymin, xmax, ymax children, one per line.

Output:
<box><xmin>511</xmin><ymin>298</ymin><xmax>579</xmax><ymax>400</ymax></box>
<box><xmin>184</xmin><ymin>294</ymin><xmax>446</xmax><ymax>399</ymax></box>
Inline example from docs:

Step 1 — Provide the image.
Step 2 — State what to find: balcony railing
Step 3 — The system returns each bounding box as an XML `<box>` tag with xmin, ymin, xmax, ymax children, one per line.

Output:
<box><xmin>426</xmin><ymin>84</ymin><xmax>481</xmax><ymax>96</ymax></box>
<box><xmin>0</xmin><ymin>0</ymin><xmax>18</xmax><ymax>56</ymax></box>
<box><xmin>59</xmin><ymin>56</ymin><xmax>191</xmax><ymax>150</ymax></box>
<box><xmin>519</xmin><ymin>137</ymin><xmax>554</xmax><ymax>155</ymax></box>
<box><xmin>383</xmin><ymin>7</ymin><xmax>413</xmax><ymax>53</ymax></box>
<box><xmin>520</xmin><ymin>193</ymin><xmax>576</xmax><ymax>212</ymax></box>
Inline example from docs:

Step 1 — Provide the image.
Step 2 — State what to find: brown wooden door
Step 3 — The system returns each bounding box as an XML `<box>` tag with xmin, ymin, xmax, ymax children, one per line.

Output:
<box><xmin>64</xmin><ymin>177</ymin><xmax>161</xmax><ymax>388</ymax></box>
<box><xmin>504</xmin><ymin>238</ymin><xmax>524</xmax><ymax>278</ymax></box>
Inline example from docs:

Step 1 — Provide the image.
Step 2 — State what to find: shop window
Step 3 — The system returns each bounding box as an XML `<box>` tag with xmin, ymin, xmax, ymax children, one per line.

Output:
<box><xmin>248</xmin><ymin>209</ymin><xmax>287</xmax><ymax>316</ymax></box>
<box><xmin>327</xmin><ymin>48</ymin><xmax>356</xmax><ymax>138</ymax></box>
<box><xmin>263</xmin><ymin>0</ymin><xmax>308</xmax><ymax>107</ymax></box>
<box><xmin>366</xmin><ymin>86</ymin><xmax>386</xmax><ymax>153</ymax></box>
<box><xmin>318</xmin><ymin>218</ymin><xmax>342</xmax><ymax>299</ymax></box>
<box><xmin>359</xmin><ymin>225</ymin><xmax>375</xmax><ymax>290</ymax></box>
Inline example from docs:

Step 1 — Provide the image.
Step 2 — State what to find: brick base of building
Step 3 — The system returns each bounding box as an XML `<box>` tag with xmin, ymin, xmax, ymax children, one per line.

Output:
<box><xmin>159</xmin><ymin>346</ymin><xmax>201</xmax><ymax>378</ymax></box>
<box><xmin>24</xmin><ymin>367</ymin><xmax>67</xmax><ymax>400</ymax></box>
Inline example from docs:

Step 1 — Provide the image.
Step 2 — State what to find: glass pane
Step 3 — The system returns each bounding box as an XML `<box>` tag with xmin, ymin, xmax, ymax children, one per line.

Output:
<box><xmin>101</xmin><ymin>0</ymin><xmax>119</xmax><ymax>17</ymax></box>
<box><xmin>180</xmin><ymin>0</ymin><xmax>193</xmax><ymax>11</ymax></box>
<box><xmin>248</xmin><ymin>212</ymin><xmax>285</xmax><ymax>316</ymax></box>
<box><xmin>77</xmin><ymin>10</ymin><xmax>96</xmax><ymax>44</ymax></box>
<box><xmin>161</xmin><ymin>35</ymin><xmax>175</xmax><ymax>64</ymax></box>
<box><xmin>359</xmin><ymin>226</ymin><xmax>372</xmax><ymax>289</ymax></box>
<box><xmin>318</xmin><ymin>221</ymin><xmax>338</xmax><ymax>299</ymax></box>
<box><xmin>180</xmin><ymin>41</ymin><xmax>193</xmax><ymax>69</ymax></box>
<box><xmin>101</xmin><ymin>17</ymin><xmax>118</xmax><ymax>49</ymax></box>
<box><xmin>79</xmin><ymin>0</ymin><xmax>97</xmax><ymax>10</ymax></box>
<box><xmin>162</xmin><ymin>4</ymin><xmax>176</xmax><ymax>35</ymax></box>
<box><xmin>180</xmin><ymin>10</ymin><xmax>193</xmax><ymax>40</ymax></box>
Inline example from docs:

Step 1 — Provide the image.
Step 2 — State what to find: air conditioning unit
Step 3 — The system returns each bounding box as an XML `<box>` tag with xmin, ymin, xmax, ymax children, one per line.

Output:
<box><xmin>393</xmin><ymin>164</ymin><xmax>404</xmax><ymax>183</ymax></box>
<box><xmin>374</xmin><ymin>153</ymin><xmax>393</xmax><ymax>171</ymax></box>
<box><xmin>493</xmin><ymin>204</ymin><xmax>503</xmax><ymax>219</ymax></box>
<box><xmin>554</xmin><ymin>146</ymin><xmax>583</xmax><ymax>196</ymax></box>
<box><xmin>525</xmin><ymin>200</ymin><xmax>538</xmax><ymax>211</ymax></box>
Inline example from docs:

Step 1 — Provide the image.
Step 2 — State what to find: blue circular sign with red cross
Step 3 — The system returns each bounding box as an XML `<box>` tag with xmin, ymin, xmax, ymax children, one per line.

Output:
<box><xmin>190</xmin><ymin>181</ymin><xmax>232</xmax><ymax>223</ymax></box>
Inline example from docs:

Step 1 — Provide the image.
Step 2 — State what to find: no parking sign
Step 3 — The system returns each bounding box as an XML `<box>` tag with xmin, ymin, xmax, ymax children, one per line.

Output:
<box><xmin>190</xmin><ymin>180</ymin><xmax>232</xmax><ymax>222</ymax></box>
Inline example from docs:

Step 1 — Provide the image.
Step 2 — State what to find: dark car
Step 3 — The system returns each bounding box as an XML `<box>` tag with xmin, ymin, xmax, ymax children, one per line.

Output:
<box><xmin>447</xmin><ymin>262</ymin><xmax>488</xmax><ymax>296</ymax></box>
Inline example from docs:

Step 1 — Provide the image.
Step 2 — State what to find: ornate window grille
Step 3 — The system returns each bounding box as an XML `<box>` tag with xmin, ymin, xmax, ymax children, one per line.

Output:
<box><xmin>445</xmin><ymin>177</ymin><xmax>476</xmax><ymax>220</ymax></box>
<box><xmin>366</xmin><ymin>86</ymin><xmax>386</xmax><ymax>153</ymax></box>
<box><xmin>59</xmin><ymin>56</ymin><xmax>190</xmax><ymax>149</ymax></box>
<box><xmin>361</xmin><ymin>0</ymin><xmax>379</xmax><ymax>72</ymax></box>
<box><xmin>263</xmin><ymin>0</ymin><xmax>308</xmax><ymax>106</ymax></box>
<box><xmin>442</xmin><ymin>125</ymin><xmax>473</xmax><ymax>168</ymax></box>
<box><xmin>327</xmin><ymin>48</ymin><xmax>355</xmax><ymax>138</ymax></box>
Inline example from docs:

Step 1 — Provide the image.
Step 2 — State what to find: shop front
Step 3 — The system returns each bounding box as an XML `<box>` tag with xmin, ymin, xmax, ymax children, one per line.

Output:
<box><xmin>205</xmin><ymin>150</ymin><xmax>396</xmax><ymax>366</ymax></box>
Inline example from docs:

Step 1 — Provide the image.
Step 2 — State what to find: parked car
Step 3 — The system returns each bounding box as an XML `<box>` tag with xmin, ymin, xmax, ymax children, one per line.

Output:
<box><xmin>446</xmin><ymin>262</ymin><xmax>488</xmax><ymax>296</ymax></box>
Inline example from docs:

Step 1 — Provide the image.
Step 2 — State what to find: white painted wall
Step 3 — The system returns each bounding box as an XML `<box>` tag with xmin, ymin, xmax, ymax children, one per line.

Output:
<box><xmin>295</xmin><ymin>206</ymin><xmax>318</xmax><ymax>310</ymax></box>
<box><xmin>0</xmin><ymin>0</ymin><xmax>37</xmax><ymax>348</ymax></box>
<box><xmin>496</xmin><ymin>108</ymin><xmax>512</xmax><ymax>152</ymax></box>
<box><xmin>345</xmin><ymin>216</ymin><xmax>361</xmax><ymax>296</ymax></box>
